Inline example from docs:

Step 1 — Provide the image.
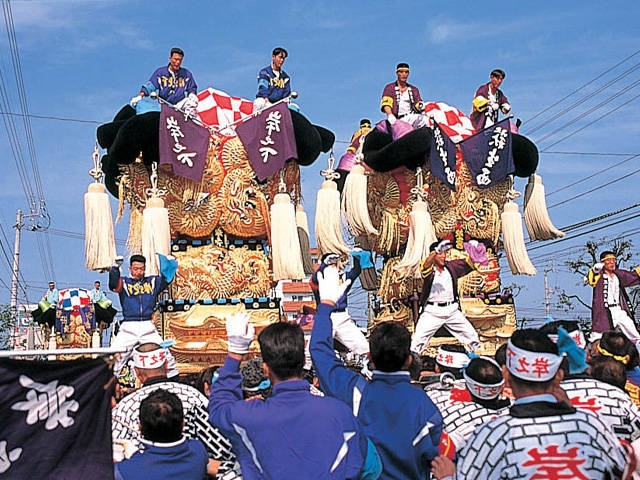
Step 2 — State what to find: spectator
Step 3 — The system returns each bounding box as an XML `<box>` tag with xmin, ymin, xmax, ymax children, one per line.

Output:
<box><xmin>596</xmin><ymin>330</ymin><xmax>640</xmax><ymax>405</ymax></box>
<box><xmin>209</xmin><ymin>312</ymin><xmax>381</xmax><ymax>479</ymax></box>
<box><xmin>431</xmin><ymin>328</ymin><xmax>628</xmax><ymax>479</ymax></box>
<box><xmin>469</xmin><ymin>69</ymin><xmax>511</xmax><ymax>131</ymax></box>
<box><xmin>195</xmin><ymin>365</ymin><xmax>219</xmax><ymax>397</ymax></box>
<box><xmin>310</xmin><ymin>265</ymin><xmax>443</xmax><ymax>479</ymax></box>
<box><xmin>112</xmin><ymin>343</ymin><xmax>234</xmax><ymax>474</ymax></box>
<box><xmin>114</xmin><ymin>389</ymin><xmax>215</xmax><ymax>480</ymax></box>
<box><xmin>241</xmin><ymin>357</ymin><xmax>272</xmax><ymax>400</ymax></box>
<box><xmin>591</xmin><ymin>355</ymin><xmax>627</xmax><ymax>390</ymax></box>
<box><xmin>543</xmin><ymin>324</ymin><xmax>640</xmax><ymax>442</ymax></box>
<box><xmin>90</xmin><ymin>280</ymin><xmax>117</xmax><ymax>347</ymax></box>
<box><xmin>427</xmin><ymin>356</ymin><xmax>510</xmax><ymax>453</ymax></box>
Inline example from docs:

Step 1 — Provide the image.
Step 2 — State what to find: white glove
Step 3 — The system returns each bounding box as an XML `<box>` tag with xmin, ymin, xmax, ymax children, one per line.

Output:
<box><xmin>387</xmin><ymin>113</ymin><xmax>397</xmax><ymax>125</ymax></box>
<box><xmin>253</xmin><ymin>97</ymin><xmax>268</xmax><ymax>111</ymax></box>
<box><xmin>435</xmin><ymin>239</ymin><xmax>453</xmax><ymax>254</ymax></box>
<box><xmin>226</xmin><ymin>311</ymin><xmax>255</xmax><ymax>355</ymax></box>
<box><xmin>592</xmin><ymin>262</ymin><xmax>604</xmax><ymax>274</ymax></box>
<box><xmin>130</xmin><ymin>95</ymin><xmax>143</xmax><ymax>107</ymax></box>
<box><xmin>114</xmin><ymin>255</ymin><xmax>124</xmax><ymax>268</ymax></box>
<box><xmin>501</xmin><ymin>103</ymin><xmax>511</xmax><ymax>114</ymax></box>
<box><xmin>113</xmin><ymin>439</ymin><xmax>138</xmax><ymax>461</ymax></box>
<box><xmin>317</xmin><ymin>265</ymin><xmax>351</xmax><ymax>304</ymax></box>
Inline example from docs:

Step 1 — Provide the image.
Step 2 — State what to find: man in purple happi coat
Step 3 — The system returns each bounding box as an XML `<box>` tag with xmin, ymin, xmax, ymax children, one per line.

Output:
<box><xmin>587</xmin><ymin>249</ymin><xmax>640</xmax><ymax>344</ymax></box>
<box><xmin>469</xmin><ymin>69</ymin><xmax>511</xmax><ymax>131</ymax></box>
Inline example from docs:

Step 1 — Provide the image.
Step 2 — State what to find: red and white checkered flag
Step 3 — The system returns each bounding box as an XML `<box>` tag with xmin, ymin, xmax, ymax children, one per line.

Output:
<box><xmin>424</xmin><ymin>102</ymin><xmax>475</xmax><ymax>143</ymax></box>
<box><xmin>196</xmin><ymin>88</ymin><xmax>254</xmax><ymax>134</ymax></box>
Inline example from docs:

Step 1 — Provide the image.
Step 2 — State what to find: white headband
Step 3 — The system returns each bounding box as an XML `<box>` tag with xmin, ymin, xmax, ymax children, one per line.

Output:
<box><xmin>547</xmin><ymin>329</ymin><xmax>586</xmax><ymax>350</ymax></box>
<box><xmin>132</xmin><ymin>346</ymin><xmax>167</xmax><ymax>369</ymax></box>
<box><xmin>436</xmin><ymin>347</ymin><xmax>469</xmax><ymax>370</ymax></box>
<box><xmin>463</xmin><ymin>357</ymin><xmax>504</xmax><ymax>400</ymax></box>
<box><xmin>506</xmin><ymin>340</ymin><xmax>562</xmax><ymax>382</ymax></box>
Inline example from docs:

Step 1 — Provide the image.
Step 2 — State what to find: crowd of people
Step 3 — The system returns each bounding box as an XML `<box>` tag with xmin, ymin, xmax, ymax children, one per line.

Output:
<box><xmin>102</xmin><ymin>243</ymin><xmax>640</xmax><ymax>479</ymax></box>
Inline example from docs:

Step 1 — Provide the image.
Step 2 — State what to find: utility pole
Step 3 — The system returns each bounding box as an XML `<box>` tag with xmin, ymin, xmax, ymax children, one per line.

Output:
<box><xmin>10</xmin><ymin>209</ymin><xmax>23</xmax><ymax>318</ymax></box>
<box><xmin>543</xmin><ymin>260</ymin><xmax>556</xmax><ymax>318</ymax></box>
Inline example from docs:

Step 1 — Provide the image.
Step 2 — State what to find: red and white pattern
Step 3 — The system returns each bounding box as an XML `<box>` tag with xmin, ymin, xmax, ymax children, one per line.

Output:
<box><xmin>57</xmin><ymin>288</ymin><xmax>92</xmax><ymax>311</ymax></box>
<box><xmin>423</xmin><ymin>102</ymin><xmax>475</xmax><ymax>143</ymax></box>
<box><xmin>196</xmin><ymin>88</ymin><xmax>254</xmax><ymax>134</ymax></box>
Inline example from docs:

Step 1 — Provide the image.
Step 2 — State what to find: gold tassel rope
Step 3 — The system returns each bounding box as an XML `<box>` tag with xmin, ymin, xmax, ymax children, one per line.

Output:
<box><xmin>394</xmin><ymin>200</ymin><xmax>437</xmax><ymax>280</ymax></box>
<box><xmin>296</xmin><ymin>204</ymin><xmax>315</xmax><ymax>275</ymax></box>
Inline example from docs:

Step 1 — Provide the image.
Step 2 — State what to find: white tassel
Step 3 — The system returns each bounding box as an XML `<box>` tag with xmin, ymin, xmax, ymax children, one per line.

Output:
<box><xmin>142</xmin><ymin>197</ymin><xmax>171</xmax><ymax>276</ymax></box>
<box><xmin>341</xmin><ymin>165</ymin><xmax>379</xmax><ymax>236</ymax></box>
<box><xmin>296</xmin><ymin>204</ymin><xmax>315</xmax><ymax>275</ymax></box>
<box><xmin>501</xmin><ymin>200</ymin><xmax>536</xmax><ymax>275</ymax></box>
<box><xmin>84</xmin><ymin>183</ymin><xmax>116</xmax><ymax>271</ymax></box>
<box><xmin>271</xmin><ymin>193</ymin><xmax>305</xmax><ymax>281</ymax></box>
<box><xmin>315</xmin><ymin>180</ymin><xmax>350</xmax><ymax>257</ymax></box>
<box><xmin>523</xmin><ymin>174</ymin><xmax>565</xmax><ymax>240</ymax></box>
<box><xmin>394</xmin><ymin>200</ymin><xmax>437</xmax><ymax>279</ymax></box>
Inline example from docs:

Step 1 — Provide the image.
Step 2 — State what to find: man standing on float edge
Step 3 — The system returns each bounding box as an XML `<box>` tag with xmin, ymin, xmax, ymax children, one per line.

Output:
<box><xmin>109</xmin><ymin>253</ymin><xmax>179</xmax><ymax>378</ymax></box>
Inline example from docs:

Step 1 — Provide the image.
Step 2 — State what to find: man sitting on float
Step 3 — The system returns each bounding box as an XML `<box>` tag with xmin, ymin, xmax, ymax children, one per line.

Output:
<box><xmin>381</xmin><ymin>62</ymin><xmax>428</xmax><ymax>129</ymax></box>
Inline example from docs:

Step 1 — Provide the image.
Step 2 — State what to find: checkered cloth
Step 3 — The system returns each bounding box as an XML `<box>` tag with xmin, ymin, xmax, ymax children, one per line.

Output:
<box><xmin>58</xmin><ymin>288</ymin><xmax>92</xmax><ymax>311</ymax></box>
<box><xmin>423</xmin><ymin>102</ymin><xmax>475</xmax><ymax>143</ymax></box>
<box><xmin>196</xmin><ymin>88</ymin><xmax>254</xmax><ymax>134</ymax></box>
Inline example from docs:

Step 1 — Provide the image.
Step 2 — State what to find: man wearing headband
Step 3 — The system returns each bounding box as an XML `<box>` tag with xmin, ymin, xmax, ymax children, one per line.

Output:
<box><xmin>469</xmin><ymin>68</ymin><xmax>511</xmax><ymax>131</ymax></box>
<box><xmin>428</xmin><ymin>355</ymin><xmax>510</xmax><ymax>453</ymax></box>
<box><xmin>411</xmin><ymin>239</ymin><xmax>484</xmax><ymax>356</ymax></box>
<box><xmin>380</xmin><ymin>62</ymin><xmax>427</xmax><ymax>128</ymax></box>
<box><xmin>596</xmin><ymin>330</ymin><xmax>640</xmax><ymax>406</ymax></box>
<box><xmin>209</xmin><ymin>312</ymin><xmax>382</xmax><ymax>479</ymax></box>
<box><xmin>541</xmin><ymin>322</ymin><xmax>640</xmax><ymax>442</ymax></box>
<box><xmin>432</xmin><ymin>328</ymin><xmax>628</xmax><ymax>479</ymax></box>
<box><xmin>112</xmin><ymin>343</ymin><xmax>235</xmax><ymax>474</ymax></box>
<box><xmin>587</xmin><ymin>250</ymin><xmax>640</xmax><ymax>345</ymax></box>
<box><xmin>310</xmin><ymin>265</ymin><xmax>443</xmax><ymax>480</ymax></box>
<box><xmin>309</xmin><ymin>251</ymin><xmax>370</xmax><ymax>356</ymax></box>
<box><xmin>109</xmin><ymin>253</ymin><xmax>179</xmax><ymax>378</ymax></box>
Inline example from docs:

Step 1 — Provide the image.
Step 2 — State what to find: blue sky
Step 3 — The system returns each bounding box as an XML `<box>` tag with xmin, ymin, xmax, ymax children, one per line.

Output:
<box><xmin>0</xmin><ymin>0</ymin><xmax>638</xmax><ymax>324</ymax></box>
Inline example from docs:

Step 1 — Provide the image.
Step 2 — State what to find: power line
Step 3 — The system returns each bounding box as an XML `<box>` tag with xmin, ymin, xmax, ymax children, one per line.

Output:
<box><xmin>521</xmin><ymin>48</ymin><xmax>640</xmax><ymax>127</ymax></box>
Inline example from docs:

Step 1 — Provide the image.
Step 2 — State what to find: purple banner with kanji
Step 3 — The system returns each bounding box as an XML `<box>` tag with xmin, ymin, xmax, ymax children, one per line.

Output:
<box><xmin>159</xmin><ymin>103</ymin><xmax>210</xmax><ymax>182</ymax></box>
<box><xmin>236</xmin><ymin>102</ymin><xmax>298</xmax><ymax>181</ymax></box>
<box><xmin>0</xmin><ymin>357</ymin><xmax>114</xmax><ymax>479</ymax></box>
<box><xmin>429</xmin><ymin>120</ymin><xmax>457</xmax><ymax>191</ymax></box>
<box><xmin>460</xmin><ymin>118</ymin><xmax>514</xmax><ymax>189</ymax></box>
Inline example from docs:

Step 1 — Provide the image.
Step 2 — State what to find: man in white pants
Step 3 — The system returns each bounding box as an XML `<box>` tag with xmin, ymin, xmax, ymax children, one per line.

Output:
<box><xmin>310</xmin><ymin>251</ymin><xmax>370</xmax><ymax>356</ymax></box>
<box><xmin>109</xmin><ymin>254</ymin><xmax>179</xmax><ymax>378</ymax></box>
<box><xmin>411</xmin><ymin>240</ymin><xmax>484</xmax><ymax>355</ymax></box>
<box><xmin>587</xmin><ymin>249</ymin><xmax>640</xmax><ymax>345</ymax></box>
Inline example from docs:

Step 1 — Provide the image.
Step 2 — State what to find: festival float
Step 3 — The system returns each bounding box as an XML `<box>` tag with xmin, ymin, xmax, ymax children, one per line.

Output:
<box><xmin>80</xmin><ymin>85</ymin><xmax>563</xmax><ymax>371</ymax></box>
<box><xmin>333</xmin><ymin>101</ymin><xmax>563</xmax><ymax>356</ymax></box>
<box><xmin>90</xmin><ymin>90</ymin><xmax>331</xmax><ymax>372</ymax></box>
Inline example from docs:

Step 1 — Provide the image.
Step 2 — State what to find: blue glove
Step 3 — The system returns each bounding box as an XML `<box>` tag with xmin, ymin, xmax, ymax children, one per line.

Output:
<box><xmin>351</xmin><ymin>249</ymin><xmax>374</xmax><ymax>269</ymax></box>
<box><xmin>158</xmin><ymin>254</ymin><xmax>178</xmax><ymax>282</ymax></box>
